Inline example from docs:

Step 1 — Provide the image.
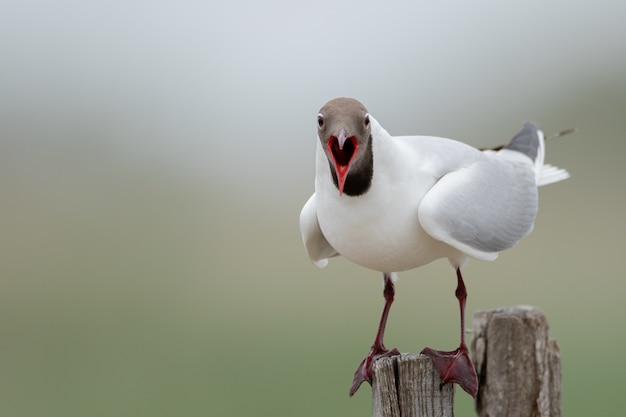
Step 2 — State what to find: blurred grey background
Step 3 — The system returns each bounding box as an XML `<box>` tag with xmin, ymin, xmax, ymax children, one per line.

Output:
<box><xmin>1</xmin><ymin>1</ymin><xmax>625</xmax><ymax>416</ymax></box>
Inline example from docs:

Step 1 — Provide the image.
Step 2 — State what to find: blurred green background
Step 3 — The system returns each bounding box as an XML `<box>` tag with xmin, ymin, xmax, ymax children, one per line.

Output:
<box><xmin>2</xmin><ymin>1</ymin><xmax>625</xmax><ymax>416</ymax></box>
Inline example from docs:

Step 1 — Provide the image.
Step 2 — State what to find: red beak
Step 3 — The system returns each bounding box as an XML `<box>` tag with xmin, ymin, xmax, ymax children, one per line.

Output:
<box><xmin>328</xmin><ymin>128</ymin><xmax>358</xmax><ymax>195</ymax></box>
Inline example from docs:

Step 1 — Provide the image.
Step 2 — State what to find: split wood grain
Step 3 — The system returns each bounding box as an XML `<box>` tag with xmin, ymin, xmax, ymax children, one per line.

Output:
<box><xmin>372</xmin><ymin>354</ymin><xmax>454</xmax><ymax>417</ymax></box>
<box><xmin>472</xmin><ymin>306</ymin><xmax>561</xmax><ymax>417</ymax></box>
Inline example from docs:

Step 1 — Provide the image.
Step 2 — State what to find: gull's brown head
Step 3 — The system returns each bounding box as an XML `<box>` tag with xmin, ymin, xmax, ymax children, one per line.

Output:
<box><xmin>317</xmin><ymin>97</ymin><xmax>372</xmax><ymax>195</ymax></box>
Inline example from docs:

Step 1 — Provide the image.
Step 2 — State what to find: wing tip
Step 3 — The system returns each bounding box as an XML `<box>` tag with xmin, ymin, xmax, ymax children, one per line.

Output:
<box><xmin>313</xmin><ymin>258</ymin><xmax>329</xmax><ymax>268</ymax></box>
<box><xmin>505</xmin><ymin>122</ymin><xmax>541</xmax><ymax>162</ymax></box>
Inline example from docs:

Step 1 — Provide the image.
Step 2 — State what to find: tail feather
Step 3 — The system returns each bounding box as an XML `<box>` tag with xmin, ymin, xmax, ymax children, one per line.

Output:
<box><xmin>534</xmin><ymin>126</ymin><xmax>570</xmax><ymax>186</ymax></box>
<box><xmin>538</xmin><ymin>163</ymin><xmax>570</xmax><ymax>186</ymax></box>
<box><xmin>483</xmin><ymin>122</ymin><xmax>571</xmax><ymax>187</ymax></box>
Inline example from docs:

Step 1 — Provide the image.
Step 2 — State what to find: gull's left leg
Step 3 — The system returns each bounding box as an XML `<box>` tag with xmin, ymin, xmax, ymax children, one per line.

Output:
<box><xmin>421</xmin><ymin>267</ymin><xmax>478</xmax><ymax>397</ymax></box>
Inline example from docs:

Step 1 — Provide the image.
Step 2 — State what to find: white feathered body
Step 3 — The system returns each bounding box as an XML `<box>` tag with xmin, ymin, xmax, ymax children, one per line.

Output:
<box><xmin>300</xmin><ymin>117</ymin><xmax>568</xmax><ymax>273</ymax></box>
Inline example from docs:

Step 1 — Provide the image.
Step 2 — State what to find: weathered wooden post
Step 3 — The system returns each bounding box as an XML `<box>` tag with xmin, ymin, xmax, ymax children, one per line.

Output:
<box><xmin>371</xmin><ymin>306</ymin><xmax>561</xmax><ymax>417</ymax></box>
<box><xmin>472</xmin><ymin>306</ymin><xmax>561</xmax><ymax>417</ymax></box>
<box><xmin>372</xmin><ymin>354</ymin><xmax>454</xmax><ymax>417</ymax></box>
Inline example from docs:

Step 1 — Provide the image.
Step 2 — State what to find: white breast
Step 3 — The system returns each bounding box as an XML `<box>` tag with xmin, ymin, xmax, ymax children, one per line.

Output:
<box><xmin>314</xmin><ymin>136</ymin><xmax>464</xmax><ymax>272</ymax></box>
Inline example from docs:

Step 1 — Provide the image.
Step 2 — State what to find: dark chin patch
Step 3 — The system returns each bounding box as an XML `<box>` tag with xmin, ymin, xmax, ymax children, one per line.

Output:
<box><xmin>329</xmin><ymin>136</ymin><xmax>373</xmax><ymax>196</ymax></box>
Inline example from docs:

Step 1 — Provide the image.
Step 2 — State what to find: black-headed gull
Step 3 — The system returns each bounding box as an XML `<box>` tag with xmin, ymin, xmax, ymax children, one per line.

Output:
<box><xmin>299</xmin><ymin>97</ymin><xmax>569</xmax><ymax>397</ymax></box>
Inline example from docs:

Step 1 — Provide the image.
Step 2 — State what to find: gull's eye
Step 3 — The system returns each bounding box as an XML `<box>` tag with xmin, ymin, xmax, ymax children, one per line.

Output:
<box><xmin>317</xmin><ymin>114</ymin><xmax>324</xmax><ymax>129</ymax></box>
<box><xmin>364</xmin><ymin>114</ymin><xmax>370</xmax><ymax>127</ymax></box>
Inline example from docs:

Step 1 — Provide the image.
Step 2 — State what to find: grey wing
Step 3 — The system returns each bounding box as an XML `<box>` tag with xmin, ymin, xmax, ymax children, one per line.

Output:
<box><xmin>299</xmin><ymin>194</ymin><xmax>338</xmax><ymax>268</ymax></box>
<box><xmin>418</xmin><ymin>158</ymin><xmax>538</xmax><ymax>261</ymax></box>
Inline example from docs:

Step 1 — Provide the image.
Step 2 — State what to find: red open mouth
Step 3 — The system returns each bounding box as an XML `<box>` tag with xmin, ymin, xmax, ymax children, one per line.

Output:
<box><xmin>328</xmin><ymin>135</ymin><xmax>358</xmax><ymax>195</ymax></box>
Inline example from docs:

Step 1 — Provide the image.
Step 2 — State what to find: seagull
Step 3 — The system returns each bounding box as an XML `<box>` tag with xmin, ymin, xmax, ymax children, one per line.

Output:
<box><xmin>299</xmin><ymin>97</ymin><xmax>570</xmax><ymax>397</ymax></box>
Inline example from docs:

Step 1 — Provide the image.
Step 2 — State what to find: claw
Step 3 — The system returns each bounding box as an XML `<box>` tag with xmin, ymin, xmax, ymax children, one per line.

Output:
<box><xmin>349</xmin><ymin>345</ymin><xmax>400</xmax><ymax>396</ymax></box>
<box><xmin>421</xmin><ymin>345</ymin><xmax>478</xmax><ymax>397</ymax></box>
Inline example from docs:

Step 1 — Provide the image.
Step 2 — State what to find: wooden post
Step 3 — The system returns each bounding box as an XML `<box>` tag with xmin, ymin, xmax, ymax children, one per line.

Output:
<box><xmin>372</xmin><ymin>354</ymin><xmax>454</xmax><ymax>417</ymax></box>
<box><xmin>370</xmin><ymin>306</ymin><xmax>561</xmax><ymax>417</ymax></box>
<box><xmin>471</xmin><ymin>306</ymin><xmax>561</xmax><ymax>417</ymax></box>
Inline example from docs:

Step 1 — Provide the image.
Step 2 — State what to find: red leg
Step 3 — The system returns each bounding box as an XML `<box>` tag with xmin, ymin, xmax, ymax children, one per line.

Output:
<box><xmin>349</xmin><ymin>272</ymin><xmax>401</xmax><ymax>396</ymax></box>
<box><xmin>421</xmin><ymin>268</ymin><xmax>478</xmax><ymax>397</ymax></box>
